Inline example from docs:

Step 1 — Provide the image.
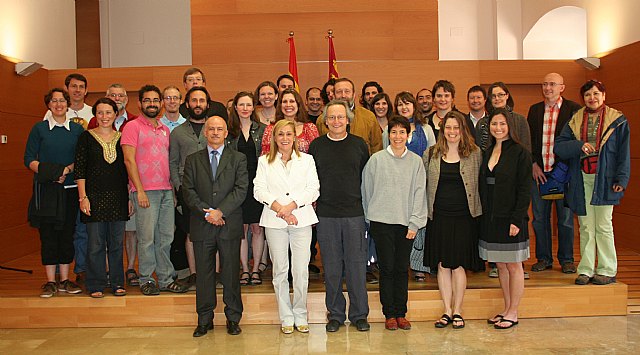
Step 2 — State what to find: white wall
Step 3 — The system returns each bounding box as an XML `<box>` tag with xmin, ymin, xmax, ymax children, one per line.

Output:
<box><xmin>0</xmin><ymin>0</ymin><xmax>76</xmax><ymax>69</ymax></box>
<box><xmin>438</xmin><ymin>0</ymin><xmax>496</xmax><ymax>60</ymax></box>
<box><xmin>583</xmin><ymin>0</ymin><xmax>640</xmax><ymax>56</ymax></box>
<box><xmin>99</xmin><ymin>0</ymin><xmax>192</xmax><ymax>68</ymax></box>
<box><xmin>523</xmin><ymin>6</ymin><xmax>587</xmax><ymax>59</ymax></box>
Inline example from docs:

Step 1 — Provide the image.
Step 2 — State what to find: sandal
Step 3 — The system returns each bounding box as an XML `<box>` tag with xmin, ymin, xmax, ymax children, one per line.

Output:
<box><xmin>90</xmin><ymin>291</ymin><xmax>104</xmax><ymax>298</ymax></box>
<box><xmin>126</xmin><ymin>269</ymin><xmax>140</xmax><ymax>287</ymax></box>
<box><xmin>452</xmin><ymin>314</ymin><xmax>465</xmax><ymax>329</ymax></box>
<box><xmin>258</xmin><ymin>262</ymin><xmax>269</xmax><ymax>273</ymax></box>
<box><xmin>434</xmin><ymin>314</ymin><xmax>452</xmax><ymax>328</ymax></box>
<box><xmin>487</xmin><ymin>314</ymin><xmax>504</xmax><ymax>324</ymax></box>
<box><xmin>164</xmin><ymin>281</ymin><xmax>188</xmax><ymax>293</ymax></box>
<box><xmin>414</xmin><ymin>275</ymin><xmax>426</xmax><ymax>282</ymax></box>
<box><xmin>113</xmin><ymin>286</ymin><xmax>127</xmax><ymax>297</ymax></box>
<box><xmin>250</xmin><ymin>272</ymin><xmax>262</xmax><ymax>286</ymax></box>
<box><xmin>494</xmin><ymin>318</ymin><xmax>518</xmax><ymax>329</ymax></box>
<box><xmin>240</xmin><ymin>272</ymin><xmax>251</xmax><ymax>286</ymax></box>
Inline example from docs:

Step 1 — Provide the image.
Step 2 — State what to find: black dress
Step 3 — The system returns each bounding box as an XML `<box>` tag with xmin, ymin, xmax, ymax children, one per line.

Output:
<box><xmin>424</xmin><ymin>159</ymin><xmax>483</xmax><ymax>271</ymax></box>
<box><xmin>236</xmin><ymin>132</ymin><xmax>263</xmax><ymax>224</ymax></box>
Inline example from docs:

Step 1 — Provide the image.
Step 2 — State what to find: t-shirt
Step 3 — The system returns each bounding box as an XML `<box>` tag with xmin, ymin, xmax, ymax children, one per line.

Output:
<box><xmin>120</xmin><ymin>117</ymin><xmax>172</xmax><ymax>192</ymax></box>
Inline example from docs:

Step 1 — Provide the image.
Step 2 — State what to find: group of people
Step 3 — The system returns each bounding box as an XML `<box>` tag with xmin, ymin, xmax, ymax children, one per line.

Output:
<box><xmin>24</xmin><ymin>68</ymin><xmax>630</xmax><ymax>336</ymax></box>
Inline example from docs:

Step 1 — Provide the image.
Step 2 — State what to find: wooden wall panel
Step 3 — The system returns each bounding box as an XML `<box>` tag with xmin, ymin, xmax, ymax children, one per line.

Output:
<box><xmin>190</xmin><ymin>1</ymin><xmax>439</xmax><ymax>65</ymax></box>
<box><xmin>75</xmin><ymin>0</ymin><xmax>101</xmax><ymax>68</ymax></box>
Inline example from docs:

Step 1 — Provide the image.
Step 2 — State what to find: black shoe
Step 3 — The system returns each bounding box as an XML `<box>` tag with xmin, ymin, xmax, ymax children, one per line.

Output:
<box><xmin>366</xmin><ymin>272</ymin><xmax>378</xmax><ymax>284</ymax></box>
<box><xmin>226</xmin><ymin>320</ymin><xmax>242</xmax><ymax>335</ymax></box>
<box><xmin>325</xmin><ymin>319</ymin><xmax>342</xmax><ymax>332</ymax></box>
<box><xmin>308</xmin><ymin>264</ymin><xmax>320</xmax><ymax>274</ymax></box>
<box><xmin>353</xmin><ymin>319</ymin><xmax>370</xmax><ymax>331</ymax></box>
<box><xmin>193</xmin><ymin>322</ymin><xmax>213</xmax><ymax>337</ymax></box>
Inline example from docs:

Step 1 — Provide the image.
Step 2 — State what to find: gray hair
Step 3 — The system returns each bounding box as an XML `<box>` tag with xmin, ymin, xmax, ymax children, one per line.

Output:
<box><xmin>322</xmin><ymin>99</ymin><xmax>354</xmax><ymax>123</ymax></box>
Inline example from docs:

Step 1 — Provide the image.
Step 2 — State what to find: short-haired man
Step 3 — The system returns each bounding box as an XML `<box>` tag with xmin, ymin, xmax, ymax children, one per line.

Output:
<box><xmin>182</xmin><ymin>115</ymin><xmax>248</xmax><ymax>337</ymax></box>
<box><xmin>88</xmin><ymin>84</ymin><xmax>138</xmax><ymax>131</ymax></box>
<box><xmin>178</xmin><ymin>68</ymin><xmax>228</xmax><ymax>121</ymax></box>
<box><xmin>169</xmin><ymin>86</ymin><xmax>214</xmax><ymax>292</ymax></box>
<box><xmin>360</xmin><ymin>81</ymin><xmax>383</xmax><ymax>110</ymax></box>
<box><xmin>160</xmin><ymin>86</ymin><xmax>186</xmax><ymax>132</ymax></box>
<box><xmin>305</xmin><ymin>87</ymin><xmax>323</xmax><ymax>124</ymax></box>
<box><xmin>466</xmin><ymin>85</ymin><xmax>489</xmax><ymax>150</ymax></box>
<box><xmin>309</xmin><ymin>100</ymin><xmax>371</xmax><ymax>332</ymax></box>
<box><xmin>122</xmin><ymin>85</ymin><xmax>181</xmax><ymax>295</ymax></box>
<box><xmin>528</xmin><ymin>73</ymin><xmax>581</xmax><ymax>274</ymax></box>
<box><xmin>276</xmin><ymin>74</ymin><xmax>295</xmax><ymax>93</ymax></box>
<box><xmin>416</xmin><ymin>88</ymin><xmax>433</xmax><ymax>116</ymax></box>
<box><xmin>64</xmin><ymin>73</ymin><xmax>92</xmax><ymax>129</ymax></box>
<box><xmin>316</xmin><ymin>78</ymin><xmax>382</xmax><ymax>155</ymax></box>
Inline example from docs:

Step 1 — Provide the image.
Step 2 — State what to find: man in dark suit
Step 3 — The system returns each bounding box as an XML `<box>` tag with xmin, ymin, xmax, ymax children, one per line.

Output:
<box><xmin>527</xmin><ymin>73</ymin><xmax>581</xmax><ymax>274</ymax></box>
<box><xmin>181</xmin><ymin>115</ymin><xmax>248</xmax><ymax>337</ymax></box>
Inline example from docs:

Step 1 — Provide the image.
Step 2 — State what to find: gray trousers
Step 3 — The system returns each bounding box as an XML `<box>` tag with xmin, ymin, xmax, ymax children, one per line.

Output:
<box><xmin>317</xmin><ymin>216</ymin><xmax>369</xmax><ymax>323</ymax></box>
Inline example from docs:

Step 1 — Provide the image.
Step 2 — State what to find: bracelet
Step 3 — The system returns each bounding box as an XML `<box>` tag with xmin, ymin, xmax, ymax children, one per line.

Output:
<box><xmin>79</xmin><ymin>196</ymin><xmax>88</xmax><ymax>202</ymax></box>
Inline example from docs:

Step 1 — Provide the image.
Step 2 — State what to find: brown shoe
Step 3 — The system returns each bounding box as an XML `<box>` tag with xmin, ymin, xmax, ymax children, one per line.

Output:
<box><xmin>575</xmin><ymin>274</ymin><xmax>592</xmax><ymax>285</ymax></box>
<box><xmin>531</xmin><ymin>261</ymin><xmax>552</xmax><ymax>272</ymax></box>
<box><xmin>40</xmin><ymin>281</ymin><xmax>57</xmax><ymax>298</ymax></box>
<box><xmin>59</xmin><ymin>280</ymin><xmax>82</xmax><ymax>294</ymax></box>
<box><xmin>592</xmin><ymin>274</ymin><xmax>616</xmax><ymax>285</ymax></box>
<box><xmin>396</xmin><ymin>317</ymin><xmax>412</xmax><ymax>330</ymax></box>
<box><xmin>384</xmin><ymin>318</ymin><xmax>398</xmax><ymax>330</ymax></box>
<box><xmin>561</xmin><ymin>262</ymin><xmax>577</xmax><ymax>274</ymax></box>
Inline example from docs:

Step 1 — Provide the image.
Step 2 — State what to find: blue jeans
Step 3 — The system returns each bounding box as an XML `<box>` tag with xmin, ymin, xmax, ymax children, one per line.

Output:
<box><xmin>73</xmin><ymin>213</ymin><xmax>88</xmax><ymax>274</ymax></box>
<box><xmin>531</xmin><ymin>181</ymin><xmax>574</xmax><ymax>264</ymax></box>
<box><xmin>133</xmin><ymin>190</ymin><xmax>176</xmax><ymax>288</ymax></box>
<box><xmin>86</xmin><ymin>221</ymin><xmax>125</xmax><ymax>292</ymax></box>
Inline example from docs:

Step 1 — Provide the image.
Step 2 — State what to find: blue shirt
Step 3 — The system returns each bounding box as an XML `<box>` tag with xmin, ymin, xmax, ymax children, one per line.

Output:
<box><xmin>160</xmin><ymin>114</ymin><xmax>187</xmax><ymax>132</ymax></box>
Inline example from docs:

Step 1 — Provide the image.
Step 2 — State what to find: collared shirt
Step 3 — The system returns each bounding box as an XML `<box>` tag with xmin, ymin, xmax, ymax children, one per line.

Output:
<box><xmin>207</xmin><ymin>144</ymin><xmax>225</xmax><ymax>165</ymax></box>
<box><xmin>115</xmin><ymin>111</ymin><xmax>130</xmax><ymax>131</ymax></box>
<box><xmin>161</xmin><ymin>114</ymin><xmax>187</xmax><ymax>133</ymax></box>
<box><xmin>542</xmin><ymin>97</ymin><xmax>563</xmax><ymax>172</ymax></box>
<box><xmin>386</xmin><ymin>145</ymin><xmax>408</xmax><ymax>158</ymax></box>
<box><xmin>44</xmin><ymin>110</ymin><xmax>71</xmax><ymax>131</ymax></box>
<box><xmin>469</xmin><ymin>111</ymin><xmax>486</xmax><ymax>127</ymax></box>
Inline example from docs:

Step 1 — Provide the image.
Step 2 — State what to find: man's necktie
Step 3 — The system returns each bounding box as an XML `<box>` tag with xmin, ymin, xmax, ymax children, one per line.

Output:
<box><xmin>210</xmin><ymin>150</ymin><xmax>218</xmax><ymax>181</ymax></box>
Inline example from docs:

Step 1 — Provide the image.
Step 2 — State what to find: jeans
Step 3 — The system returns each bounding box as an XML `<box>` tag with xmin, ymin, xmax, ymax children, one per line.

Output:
<box><xmin>86</xmin><ymin>221</ymin><xmax>125</xmax><ymax>292</ymax></box>
<box><xmin>133</xmin><ymin>190</ymin><xmax>176</xmax><ymax>288</ymax></box>
<box><xmin>531</xmin><ymin>181</ymin><xmax>574</xmax><ymax>264</ymax></box>
<box><xmin>73</xmin><ymin>213</ymin><xmax>88</xmax><ymax>274</ymax></box>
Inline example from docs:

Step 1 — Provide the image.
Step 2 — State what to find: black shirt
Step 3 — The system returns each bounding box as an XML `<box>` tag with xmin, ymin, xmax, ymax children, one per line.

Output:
<box><xmin>179</xmin><ymin>100</ymin><xmax>228</xmax><ymax>121</ymax></box>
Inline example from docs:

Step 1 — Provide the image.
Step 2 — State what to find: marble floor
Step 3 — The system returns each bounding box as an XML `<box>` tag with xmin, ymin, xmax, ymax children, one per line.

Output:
<box><xmin>0</xmin><ymin>315</ymin><xmax>638</xmax><ymax>354</ymax></box>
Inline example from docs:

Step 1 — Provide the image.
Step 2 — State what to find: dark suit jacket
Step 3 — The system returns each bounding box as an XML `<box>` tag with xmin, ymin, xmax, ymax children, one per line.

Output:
<box><xmin>527</xmin><ymin>98</ymin><xmax>581</xmax><ymax>168</ymax></box>
<box><xmin>181</xmin><ymin>146</ymin><xmax>248</xmax><ymax>242</ymax></box>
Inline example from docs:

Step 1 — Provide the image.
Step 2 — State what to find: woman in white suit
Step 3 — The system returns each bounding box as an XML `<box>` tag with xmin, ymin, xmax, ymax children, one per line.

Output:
<box><xmin>254</xmin><ymin>119</ymin><xmax>320</xmax><ymax>334</ymax></box>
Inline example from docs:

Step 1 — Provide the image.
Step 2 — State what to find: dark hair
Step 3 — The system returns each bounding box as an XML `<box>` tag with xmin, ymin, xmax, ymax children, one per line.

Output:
<box><xmin>276</xmin><ymin>88</ymin><xmax>308</xmax><ymax>123</ymax></box>
<box><xmin>44</xmin><ymin>88</ymin><xmax>70</xmax><ymax>107</ymax></box>
<box><xmin>254</xmin><ymin>81</ymin><xmax>278</xmax><ymax>106</ymax></box>
<box><xmin>138</xmin><ymin>85</ymin><xmax>162</xmax><ymax>102</ymax></box>
<box><xmin>486</xmin><ymin>82</ymin><xmax>514</xmax><ymax>113</ymax></box>
<box><xmin>183</xmin><ymin>67</ymin><xmax>206</xmax><ymax>84</ymax></box>
<box><xmin>394</xmin><ymin>91</ymin><xmax>425</xmax><ymax>125</ymax></box>
<box><xmin>305</xmin><ymin>87</ymin><xmax>321</xmax><ymax>99</ymax></box>
<box><xmin>321</xmin><ymin>78</ymin><xmax>336</xmax><ymax>104</ymax></box>
<box><xmin>92</xmin><ymin>97</ymin><xmax>119</xmax><ymax>116</ymax></box>
<box><xmin>370</xmin><ymin>92</ymin><xmax>393</xmax><ymax>120</ymax></box>
<box><xmin>64</xmin><ymin>73</ymin><xmax>87</xmax><ymax>88</ymax></box>
<box><xmin>580</xmin><ymin>79</ymin><xmax>606</xmax><ymax>96</ymax></box>
<box><xmin>276</xmin><ymin>74</ymin><xmax>295</xmax><ymax>89</ymax></box>
<box><xmin>467</xmin><ymin>85</ymin><xmax>486</xmax><ymax>99</ymax></box>
<box><xmin>228</xmin><ymin>91</ymin><xmax>259</xmax><ymax>138</ymax></box>
<box><xmin>432</xmin><ymin>80</ymin><xmax>456</xmax><ymax>99</ymax></box>
<box><xmin>488</xmin><ymin>107</ymin><xmax>520</xmax><ymax>144</ymax></box>
<box><xmin>387</xmin><ymin>115</ymin><xmax>411</xmax><ymax>137</ymax></box>
<box><xmin>431</xmin><ymin>111</ymin><xmax>478</xmax><ymax>158</ymax></box>
<box><xmin>184</xmin><ymin>86</ymin><xmax>211</xmax><ymax>104</ymax></box>
<box><xmin>360</xmin><ymin>81</ymin><xmax>384</xmax><ymax>107</ymax></box>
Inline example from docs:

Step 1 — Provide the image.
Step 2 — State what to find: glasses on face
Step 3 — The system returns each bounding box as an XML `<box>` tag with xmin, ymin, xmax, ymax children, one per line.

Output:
<box><xmin>109</xmin><ymin>93</ymin><xmax>127</xmax><ymax>99</ymax></box>
<box><xmin>491</xmin><ymin>92</ymin><xmax>507</xmax><ymax>99</ymax></box>
<box><xmin>50</xmin><ymin>99</ymin><xmax>67</xmax><ymax>104</ymax></box>
<box><xmin>542</xmin><ymin>82</ymin><xmax>563</xmax><ymax>88</ymax></box>
<box><xmin>326</xmin><ymin>115</ymin><xmax>346</xmax><ymax>121</ymax></box>
<box><xmin>164</xmin><ymin>96</ymin><xmax>180</xmax><ymax>101</ymax></box>
<box><xmin>142</xmin><ymin>98</ymin><xmax>161</xmax><ymax>104</ymax></box>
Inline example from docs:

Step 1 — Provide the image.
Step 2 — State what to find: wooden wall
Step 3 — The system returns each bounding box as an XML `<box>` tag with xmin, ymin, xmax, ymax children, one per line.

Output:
<box><xmin>75</xmin><ymin>0</ymin><xmax>101</xmax><ymax>69</ymax></box>
<box><xmin>0</xmin><ymin>56</ymin><xmax>49</xmax><ymax>263</ymax></box>
<box><xmin>587</xmin><ymin>41</ymin><xmax>640</xmax><ymax>253</ymax></box>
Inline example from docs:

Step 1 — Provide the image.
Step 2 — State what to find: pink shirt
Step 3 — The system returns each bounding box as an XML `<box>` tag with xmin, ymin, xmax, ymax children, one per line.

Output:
<box><xmin>121</xmin><ymin>117</ymin><xmax>172</xmax><ymax>192</ymax></box>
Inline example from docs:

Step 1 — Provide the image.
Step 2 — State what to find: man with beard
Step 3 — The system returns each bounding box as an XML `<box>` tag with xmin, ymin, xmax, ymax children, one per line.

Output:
<box><xmin>305</xmin><ymin>87</ymin><xmax>323</xmax><ymax>124</ymax></box>
<box><xmin>178</xmin><ymin>68</ymin><xmax>228</xmax><ymax>121</ymax></box>
<box><xmin>122</xmin><ymin>85</ymin><xmax>181</xmax><ymax>295</ymax></box>
<box><xmin>168</xmin><ymin>86</ymin><xmax>213</xmax><ymax>292</ymax></box>
<box><xmin>416</xmin><ymin>88</ymin><xmax>433</xmax><ymax>116</ymax></box>
<box><xmin>316</xmin><ymin>78</ymin><xmax>382</xmax><ymax>154</ymax></box>
<box><xmin>359</xmin><ymin>81</ymin><xmax>383</xmax><ymax>111</ymax></box>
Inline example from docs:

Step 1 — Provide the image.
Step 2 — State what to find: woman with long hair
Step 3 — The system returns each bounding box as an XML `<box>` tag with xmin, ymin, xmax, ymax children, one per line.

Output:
<box><xmin>254</xmin><ymin>81</ymin><xmax>278</xmax><ymax>126</ymax></box>
<box><xmin>371</xmin><ymin>93</ymin><xmax>393</xmax><ymax>147</ymax></box>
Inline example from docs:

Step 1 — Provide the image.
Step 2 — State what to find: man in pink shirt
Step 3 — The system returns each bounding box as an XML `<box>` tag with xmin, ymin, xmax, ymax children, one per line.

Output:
<box><xmin>122</xmin><ymin>85</ymin><xmax>180</xmax><ymax>295</ymax></box>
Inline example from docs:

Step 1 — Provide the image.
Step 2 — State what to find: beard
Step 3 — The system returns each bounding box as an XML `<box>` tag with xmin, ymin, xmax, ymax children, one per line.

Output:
<box><xmin>142</xmin><ymin>105</ymin><xmax>159</xmax><ymax>118</ymax></box>
<box><xmin>188</xmin><ymin>105</ymin><xmax>208</xmax><ymax>120</ymax></box>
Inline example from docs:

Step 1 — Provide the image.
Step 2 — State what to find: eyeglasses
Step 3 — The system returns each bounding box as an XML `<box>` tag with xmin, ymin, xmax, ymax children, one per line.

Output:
<box><xmin>108</xmin><ymin>93</ymin><xmax>127</xmax><ymax>99</ymax></box>
<box><xmin>164</xmin><ymin>96</ymin><xmax>180</xmax><ymax>101</ymax></box>
<box><xmin>142</xmin><ymin>98</ymin><xmax>161</xmax><ymax>104</ymax></box>
<box><xmin>542</xmin><ymin>82</ymin><xmax>563</xmax><ymax>88</ymax></box>
<box><xmin>491</xmin><ymin>93</ymin><xmax>507</xmax><ymax>99</ymax></box>
<box><xmin>326</xmin><ymin>115</ymin><xmax>347</xmax><ymax>121</ymax></box>
<box><xmin>50</xmin><ymin>99</ymin><xmax>67</xmax><ymax>104</ymax></box>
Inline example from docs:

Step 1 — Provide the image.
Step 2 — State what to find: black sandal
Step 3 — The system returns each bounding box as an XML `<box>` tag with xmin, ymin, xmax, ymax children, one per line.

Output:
<box><xmin>126</xmin><ymin>269</ymin><xmax>139</xmax><ymax>287</ymax></box>
<box><xmin>494</xmin><ymin>318</ymin><xmax>518</xmax><ymax>329</ymax></box>
<box><xmin>258</xmin><ymin>262</ymin><xmax>269</xmax><ymax>273</ymax></box>
<box><xmin>240</xmin><ymin>272</ymin><xmax>251</xmax><ymax>286</ymax></box>
<box><xmin>113</xmin><ymin>286</ymin><xmax>127</xmax><ymax>297</ymax></box>
<box><xmin>250</xmin><ymin>272</ymin><xmax>262</xmax><ymax>285</ymax></box>
<box><xmin>164</xmin><ymin>281</ymin><xmax>188</xmax><ymax>293</ymax></box>
<box><xmin>452</xmin><ymin>314</ymin><xmax>465</xmax><ymax>329</ymax></box>
<box><xmin>434</xmin><ymin>314</ymin><xmax>452</xmax><ymax>328</ymax></box>
<box><xmin>487</xmin><ymin>314</ymin><xmax>504</xmax><ymax>324</ymax></box>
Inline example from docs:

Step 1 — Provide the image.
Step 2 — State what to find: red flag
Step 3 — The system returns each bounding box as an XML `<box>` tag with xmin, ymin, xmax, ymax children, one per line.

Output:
<box><xmin>287</xmin><ymin>34</ymin><xmax>300</xmax><ymax>92</ymax></box>
<box><xmin>328</xmin><ymin>31</ymin><xmax>339</xmax><ymax>79</ymax></box>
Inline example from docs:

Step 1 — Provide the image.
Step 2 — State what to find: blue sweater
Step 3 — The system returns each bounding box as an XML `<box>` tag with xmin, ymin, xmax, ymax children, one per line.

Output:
<box><xmin>24</xmin><ymin>121</ymin><xmax>84</xmax><ymax>186</ymax></box>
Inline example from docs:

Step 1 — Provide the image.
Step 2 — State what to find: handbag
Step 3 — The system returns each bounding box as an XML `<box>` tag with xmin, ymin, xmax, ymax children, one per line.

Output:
<box><xmin>409</xmin><ymin>228</ymin><xmax>429</xmax><ymax>273</ymax></box>
<box><xmin>539</xmin><ymin>161</ymin><xmax>570</xmax><ymax>200</ymax></box>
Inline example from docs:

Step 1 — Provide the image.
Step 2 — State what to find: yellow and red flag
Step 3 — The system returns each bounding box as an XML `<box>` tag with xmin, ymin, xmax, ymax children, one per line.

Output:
<box><xmin>328</xmin><ymin>30</ymin><xmax>339</xmax><ymax>79</ymax></box>
<box><xmin>287</xmin><ymin>33</ymin><xmax>300</xmax><ymax>92</ymax></box>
